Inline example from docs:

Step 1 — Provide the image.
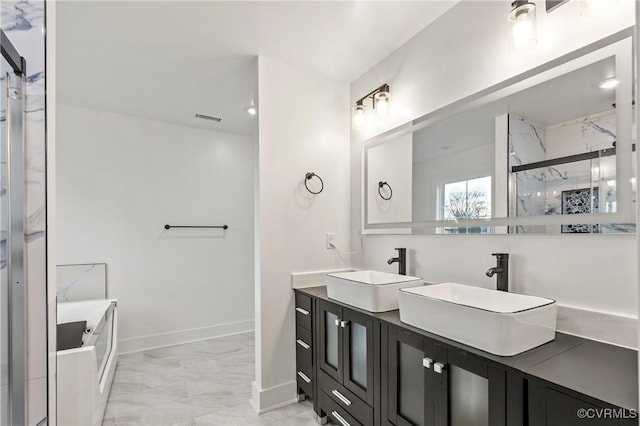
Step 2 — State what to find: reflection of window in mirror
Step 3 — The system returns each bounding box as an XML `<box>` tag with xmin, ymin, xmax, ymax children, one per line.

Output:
<box><xmin>439</xmin><ymin>176</ymin><xmax>492</xmax><ymax>234</ymax></box>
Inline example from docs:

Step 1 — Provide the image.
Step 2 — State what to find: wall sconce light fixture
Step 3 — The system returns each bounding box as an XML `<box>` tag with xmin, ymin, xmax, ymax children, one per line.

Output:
<box><xmin>353</xmin><ymin>83</ymin><xmax>390</xmax><ymax>129</ymax></box>
<box><xmin>508</xmin><ymin>0</ymin><xmax>537</xmax><ymax>49</ymax></box>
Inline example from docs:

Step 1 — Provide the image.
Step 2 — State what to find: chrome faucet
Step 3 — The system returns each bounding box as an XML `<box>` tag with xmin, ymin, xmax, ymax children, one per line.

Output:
<box><xmin>486</xmin><ymin>253</ymin><xmax>509</xmax><ymax>292</ymax></box>
<box><xmin>387</xmin><ymin>248</ymin><xmax>406</xmax><ymax>275</ymax></box>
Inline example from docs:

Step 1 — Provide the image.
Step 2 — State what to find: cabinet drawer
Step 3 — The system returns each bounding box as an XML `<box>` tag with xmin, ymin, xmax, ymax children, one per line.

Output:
<box><xmin>296</xmin><ymin>325</ymin><xmax>313</xmax><ymax>376</ymax></box>
<box><xmin>319</xmin><ymin>389</ymin><xmax>363</xmax><ymax>426</ymax></box>
<box><xmin>319</xmin><ymin>369</ymin><xmax>373</xmax><ymax>426</ymax></box>
<box><xmin>295</xmin><ymin>293</ymin><xmax>312</xmax><ymax>330</ymax></box>
<box><xmin>296</xmin><ymin>370</ymin><xmax>313</xmax><ymax>398</ymax></box>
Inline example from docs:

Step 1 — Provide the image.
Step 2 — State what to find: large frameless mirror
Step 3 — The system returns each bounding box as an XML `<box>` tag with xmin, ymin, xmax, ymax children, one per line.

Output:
<box><xmin>363</xmin><ymin>36</ymin><xmax>635</xmax><ymax>234</ymax></box>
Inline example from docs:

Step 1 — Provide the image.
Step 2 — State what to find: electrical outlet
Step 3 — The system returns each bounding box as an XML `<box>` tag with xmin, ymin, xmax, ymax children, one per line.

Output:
<box><xmin>326</xmin><ymin>233</ymin><xmax>336</xmax><ymax>249</ymax></box>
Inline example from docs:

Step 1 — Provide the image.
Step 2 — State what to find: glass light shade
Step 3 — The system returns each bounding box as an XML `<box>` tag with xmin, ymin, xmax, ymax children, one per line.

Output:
<box><xmin>508</xmin><ymin>2</ymin><xmax>537</xmax><ymax>49</ymax></box>
<box><xmin>374</xmin><ymin>91</ymin><xmax>390</xmax><ymax>117</ymax></box>
<box><xmin>353</xmin><ymin>104</ymin><xmax>366</xmax><ymax>129</ymax></box>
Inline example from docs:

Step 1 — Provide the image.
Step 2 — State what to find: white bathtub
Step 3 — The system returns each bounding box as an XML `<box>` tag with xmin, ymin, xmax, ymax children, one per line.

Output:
<box><xmin>57</xmin><ymin>299</ymin><xmax>118</xmax><ymax>426</ymax></box>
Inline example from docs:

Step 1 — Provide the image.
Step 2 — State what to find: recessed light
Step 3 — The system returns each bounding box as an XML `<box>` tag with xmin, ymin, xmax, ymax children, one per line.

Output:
<box><xmin>599</xmin><ymin>78</ymin><xmax>619</xmax><ymax>89</ymax></box>
<box><xmin>247</xmin><ymin>107</ymin><xmax>257</xmax><ymax>116</ymax></box>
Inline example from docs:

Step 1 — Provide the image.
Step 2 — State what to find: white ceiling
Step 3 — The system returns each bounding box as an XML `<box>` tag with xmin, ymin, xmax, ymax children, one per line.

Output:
<box><xmin>56</xmin><ymin>1</ymin><xmax>457</xmax><ymax>135</ymax></box>
<box><xmin>507</xmin><ymin>56</ymin><xmax>616</xmax><ymax>126</ymax></box>
<box><xmin>413</xmin><ymin>105</ymin><xmax>497</xmax><ymax>163</ymax></box>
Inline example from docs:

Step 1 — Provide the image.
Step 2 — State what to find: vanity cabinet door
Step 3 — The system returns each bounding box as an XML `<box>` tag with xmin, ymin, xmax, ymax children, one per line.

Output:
<box><xmin>387</xmin><ymin>326</ymin><xmax>438</xmax><ymax>426</ymax></box>
<box><xmin>342</xmin><ymin>309</ymin><xmax>375</xmax><ymax>406</ymax></box>
<box><xmin>528</xmin><ymin>378</ymin><xmax>638</xmax><ymax>426</ymax></box>
<box><xmin>318</xmin><ymin>300</ymin><xmax>344</xmax><ymax>383</ymax></box>
<box><xmin>436</xmin><ymin>348</ymin><xmax>508</xmax><ymax>426</ymax></box>
<box><xmin>386</xmin><ymin>326</ymin><xmax>512</xmax><ymax>426</ymax></box>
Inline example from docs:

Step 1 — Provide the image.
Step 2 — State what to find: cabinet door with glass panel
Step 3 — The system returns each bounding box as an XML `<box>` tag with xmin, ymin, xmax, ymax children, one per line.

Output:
<box><xmin>318</xmin><ymin>300</ymin><xmax>376</xmax><ymax>404</ymax></box>
<box><xmin>386</xmin><ymin>325</ymin><xmax>514</xmax><ymax>426</ymax></box>
<box><xmin>386</xmin><ymin>326</ymin><xmax>439</xmax><ymax>426</ymax></box>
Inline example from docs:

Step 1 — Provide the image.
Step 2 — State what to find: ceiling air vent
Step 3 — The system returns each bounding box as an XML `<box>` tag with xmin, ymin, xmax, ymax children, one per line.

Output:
<box><xmin>194</xmin><ymin>113</ymin><xmax>222</xmax><ymax>122</ymax></box>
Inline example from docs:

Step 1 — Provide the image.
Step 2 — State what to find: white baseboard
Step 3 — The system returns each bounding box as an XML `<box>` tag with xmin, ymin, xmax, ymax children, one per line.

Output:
<box><xmin>249</xmin><ymin>380</ymin><xmax>297</xmax><ymax>414</ymax></box>
<box><xmin>117</xmin><ymin>319</ymin><xmax>254</xmax><ymax>354</ymax></box>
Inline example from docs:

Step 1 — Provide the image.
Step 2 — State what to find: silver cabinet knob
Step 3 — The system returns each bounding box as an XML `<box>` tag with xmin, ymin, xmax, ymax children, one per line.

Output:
<box><xmin>296</xmin><ymin>339</ymin><xmax>310</xmax><ymax>350</ymax></box>
<box><xmin>434</xmin><ymin>362</ymin><xmax>445</xmax><ymax>374</ymax></box>
<box><xmin>335</xmin><ymin>318</ymin><xmax>340</xmax><ymax>326</ymax></box>
<box><xmin>423</xmin><ymin>357</ymin><xmax>433</xmax><ymax>369</ymax></box>
<box><xmin>340</xmin><ymin>320</ymin><xmax>349</xmax><ymax>328</ymax></box>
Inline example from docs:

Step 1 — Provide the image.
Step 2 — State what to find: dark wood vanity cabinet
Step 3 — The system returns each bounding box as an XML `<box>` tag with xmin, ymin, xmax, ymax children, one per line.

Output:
<box><xmin>295</xmin><ymin>292</ymin><xmax>314</xmax><ymax>400</ymax></box>
<box><xmin>384</xmin><ymin>324</ymin><xmax>518</xmax><ymax>426</ymax></box>
<box><xmin>295</xmin><ymin>288</ymin><xmax>637</xmax><ymax>426</ymax></box>
<box><xmin>527</xmin><ymin>378</ymin><xmax>638</xmax><ymax>426</ymax></box>
<box><xmin>317</xmin><ymin>299</ymin><xmax>378</xmax><ymax>426</ymax></box>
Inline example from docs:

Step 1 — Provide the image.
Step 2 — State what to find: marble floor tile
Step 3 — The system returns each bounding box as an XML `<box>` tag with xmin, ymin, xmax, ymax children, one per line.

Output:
<box><xmin>144</xmin><ymin>341</ymin><xmax>211</xmax><ymax>359</ymax></box>
<box><xmin>103</xmin><ymin>399</ymin><xmax>145</xmax><ymax>420</ymax></box>
<box><xmin>107</xmin><ymin>382</ymin><xmax>189</xmax><ymax>408</ymax></box>
<box><xmin>138</xmin><ymin>400</ymin><xmax>212</xmax><ymax>425</ymax></box>
<box><xmin>103</xmin><ymin>332</ymin><xmax>317</xmax><ymax>426</ymax></box>
<box><xmin>102</xmin><ymin>413</ymin><xmax>142</xmax><ymax>426</ymax></box>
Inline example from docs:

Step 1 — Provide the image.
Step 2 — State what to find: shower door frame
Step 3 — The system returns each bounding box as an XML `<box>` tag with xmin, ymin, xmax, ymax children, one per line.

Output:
<box><xmin>1</xmin><ymin>29</ymin><xmax>27</xmax><ymax>426</ymax></box>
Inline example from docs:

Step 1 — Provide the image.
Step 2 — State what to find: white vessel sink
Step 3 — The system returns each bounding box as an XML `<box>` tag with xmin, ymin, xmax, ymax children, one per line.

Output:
<box><xmin>326</xmin><ymin>270</ymin><xmax>423</xmax><ymax>312</ymax></box>
<box><xmin>399</xmin><ymin>283</ymin><xmax>557</xmax><ymax>356</ymax></box>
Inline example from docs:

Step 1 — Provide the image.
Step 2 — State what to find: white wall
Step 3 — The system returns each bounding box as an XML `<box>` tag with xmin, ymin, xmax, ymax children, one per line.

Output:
<box><xmin>252</xmin><ymin>56</ymin><xmax>350</xmax><ymax>411</ymax></box>
<box><xmin>351</xmin><ymin>1</ymin><xmax>637</xmax><ymax>317</ymax></box>
<box><xmin>367</xmin><ymin>134</ymin><xmax>412</xmax><ymax>224</ymax></box>
<box><xmin>56</xmin><ymin>104</ymin><xmax>255</xmax><ymax>352</ymax></box>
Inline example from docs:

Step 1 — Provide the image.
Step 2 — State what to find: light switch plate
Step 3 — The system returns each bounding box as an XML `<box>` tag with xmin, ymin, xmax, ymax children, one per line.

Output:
<box><xmin>326</xmin><ymin>233</ymin><xmax>336</xmax><ymax>249</ymax></box>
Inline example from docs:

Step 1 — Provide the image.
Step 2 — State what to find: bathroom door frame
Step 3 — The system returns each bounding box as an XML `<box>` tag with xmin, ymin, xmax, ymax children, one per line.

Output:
<box><xmin>1</xmin><ymin>28</ymin><xmax>27</xmax><ymax>426</ymax></box>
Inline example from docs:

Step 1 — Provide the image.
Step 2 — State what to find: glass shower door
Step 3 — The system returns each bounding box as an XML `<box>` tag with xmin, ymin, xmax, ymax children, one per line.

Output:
<box><xmin>0</xmin><ymin>33</ymin><xmax>26</xmax><ymax>425</ymax></box>
<box><xmin>0</xmin><ymin>51</ymin><xmax>8</xmax><ymax>426</ymax></box>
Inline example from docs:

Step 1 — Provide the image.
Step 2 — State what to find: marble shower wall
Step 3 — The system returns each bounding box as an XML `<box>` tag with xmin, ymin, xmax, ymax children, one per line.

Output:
<box><xmin>57</xmin><ymin>263</ymin><xmax>107</xmax><ymax>302</ymax></box>
<box><xmin>1</xmin><ymin>1</ymin><xmax>47</xmax><ymax>424</ymax></box>
<box><xmin>508</xmin><ymin>115</ymin><xmax>547</xmax><ymax>233</ymax></box>
<box><xmin>509</xmin><ymin>114</ymin><xmax>547</xmax><ymax>216</ymax></box>
<box><xmin>509</xmin><ymin>111</ymin><xmax>634</xmax><ymax>234</ymax></box>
